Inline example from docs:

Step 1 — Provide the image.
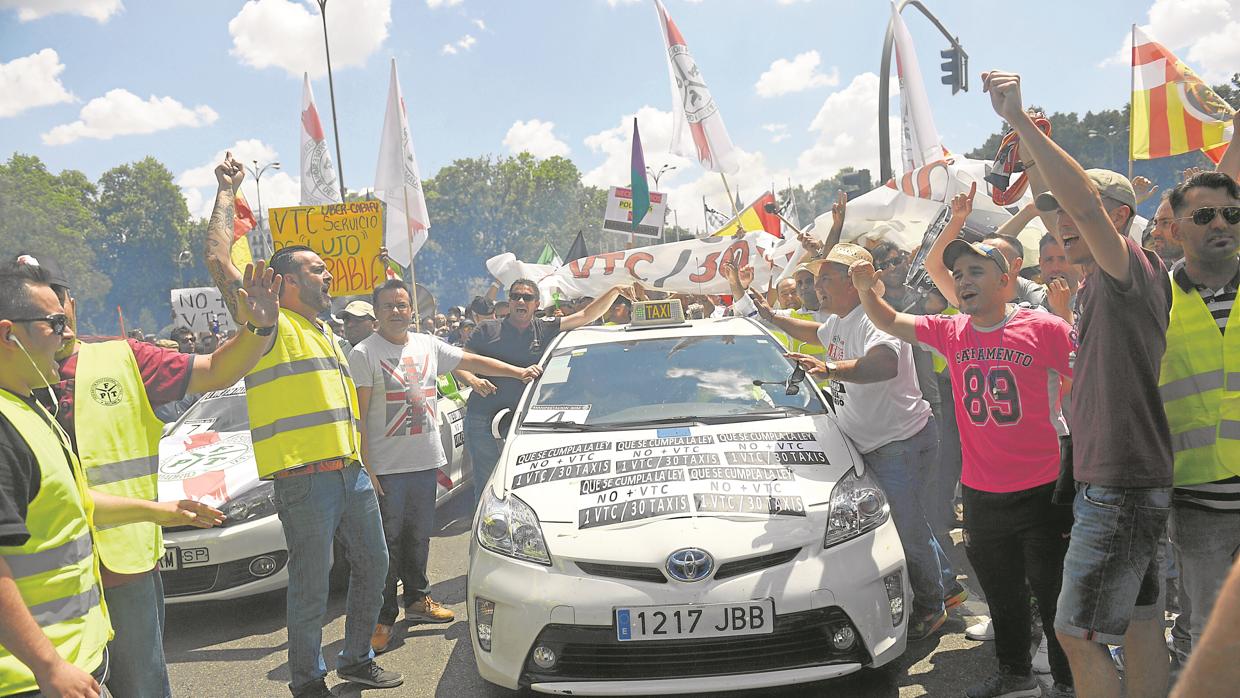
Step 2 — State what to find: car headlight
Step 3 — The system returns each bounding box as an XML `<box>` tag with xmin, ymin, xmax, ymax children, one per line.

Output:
<box><xmin>219</xmin><ymin>481</ymin><xmax>277</xmax><ymax>527</ymax></box>
<box><xmin>476</xmin><ymin>488</ymin><xmax>551</xmax><ymax>565</ymax></box>
<box><xmin>823</xmin><ymin>467</ymin><xmax>890</xmax><ymax>548</ymax></box>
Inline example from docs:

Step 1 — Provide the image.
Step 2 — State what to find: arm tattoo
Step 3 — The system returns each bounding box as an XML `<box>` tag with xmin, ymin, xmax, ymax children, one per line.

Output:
<box><xmin>203</xmin><ymin>187</ymin><xmax>243</xmax><ymax>319</ymax></box>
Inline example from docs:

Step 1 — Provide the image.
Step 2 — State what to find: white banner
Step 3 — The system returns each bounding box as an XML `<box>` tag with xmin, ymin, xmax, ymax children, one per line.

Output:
<box><xmin>170</xmin><ymin>287</ymin><xmax>239</xmax><ymax>335</ymax></box>
<box><xmin>487</xmin><ymin>231</ymin><xmax>785</xmax><ymax>305</ymax></box>
<box><xmin>603</xmin><ymin>186</ymin><xmax>668</xmax><ymax>238</ymax></box>
<box><xmin>891</xmin><ymin>5</ymin><xmax>945</xmax><ymax>171</ymax></box>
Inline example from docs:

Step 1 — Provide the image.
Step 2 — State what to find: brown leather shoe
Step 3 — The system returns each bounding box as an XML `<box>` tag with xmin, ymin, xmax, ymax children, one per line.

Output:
<box><xmin>370</xmin><ymin>623</ymin><xmax>393</xmax><ymax>654</ymax></box>
<box><xmin>405</xmin><ymin>595</ymin><xmax>455</xmax><ymax>624</ymax></box>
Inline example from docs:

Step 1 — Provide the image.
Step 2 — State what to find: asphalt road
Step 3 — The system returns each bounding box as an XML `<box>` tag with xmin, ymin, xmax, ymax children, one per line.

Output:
<box><xmin>164</xmin><ymin>493</ymin><xmax>1042</xmax><ymax>698</ymax></box>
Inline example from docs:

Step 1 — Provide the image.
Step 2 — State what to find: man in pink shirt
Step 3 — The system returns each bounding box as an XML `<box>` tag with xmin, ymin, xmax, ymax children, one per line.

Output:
<box><xmin>853</xmin><ymin>239</ymin><xmax>1076</xmax><ymax>698</ymax></box>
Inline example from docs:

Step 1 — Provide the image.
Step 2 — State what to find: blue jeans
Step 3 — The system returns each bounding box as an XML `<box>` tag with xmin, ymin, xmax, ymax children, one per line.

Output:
<box><xmin>377</xmin><ymin>469</ymin><xmax>438</xmax><ymax>625</ymax></box>
<box><xmin>272</xmin><ymin>463</ymin><xmax>389</xmax><ymax>694</ymax></box>
<box><xmin>862</xmin><ymin>416</ymin><xmax>950</xmax><ymax>617</ymax></box>
<box><xmin>466</xmin><ymin>409</ymin><xmax>502</xmax><ymax>506</ymax></box>
<box><xmin>1055</xmin><ymin>484</ymin><xmax>1171</xmax><ymax>645</ymax></box>
<box><xmin>102</xmin><ymin>571</ymin><xmax>169</xmax><ymax>698</ymax></box>
<box><xmin>1169</xmin><ymin>501</ymin><xmax>1239</xmax><ymax>648</ymax></box>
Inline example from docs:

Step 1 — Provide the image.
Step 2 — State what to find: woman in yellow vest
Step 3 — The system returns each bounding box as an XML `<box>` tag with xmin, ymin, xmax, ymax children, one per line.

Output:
<box><xmin>0</xmin><ymin>265</ymin><xmax>224</xmax><ymax>698</ymax></box>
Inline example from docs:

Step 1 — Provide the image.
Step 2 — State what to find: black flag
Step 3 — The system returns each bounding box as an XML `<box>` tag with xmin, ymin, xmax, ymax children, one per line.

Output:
<box><xmin>565</xmin><ymin>231</ymin><xmax>589</xmax><ymax>262</ymax></box>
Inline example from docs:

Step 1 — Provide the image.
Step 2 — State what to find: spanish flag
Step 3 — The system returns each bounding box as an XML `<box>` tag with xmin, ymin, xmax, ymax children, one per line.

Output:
<box><xmin>230</xmin><ymin>189</ymin><xmax>257</xmax><ymax>269</ymax></box>
<box><xmin>1130</xmin><ymin>26</ymin><xmax>1234</xmax><ymax>163</ymax></box>
<box><xmin>710</xmin><ymin>192</ymin><xmax>782</xmax><ymax>238</ymax></box>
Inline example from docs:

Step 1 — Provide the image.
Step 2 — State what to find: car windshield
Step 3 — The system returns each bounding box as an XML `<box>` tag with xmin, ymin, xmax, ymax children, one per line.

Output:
<box><xmin>175</xmin><ymin>383</ymin><xmax>250</xmax><ymax>433</ymax></box>
<box><xmin>520</xmin><ymin>333</ymin><xmax>826</xmax><ymax>428</ymax></box>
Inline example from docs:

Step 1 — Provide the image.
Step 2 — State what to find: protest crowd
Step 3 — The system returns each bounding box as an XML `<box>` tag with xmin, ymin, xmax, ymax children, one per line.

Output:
<box><xmin>2</xmin><ymin>6</ymin><xmax>1240</xmax><ymax>698</ymax></box>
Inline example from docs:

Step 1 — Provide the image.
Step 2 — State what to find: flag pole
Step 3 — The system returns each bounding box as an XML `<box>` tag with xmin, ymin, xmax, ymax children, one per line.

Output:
<box><xmin>1128</xmin><ymin>23</ymin><xmax>1136</xmax><ymax>181</ymax></box>
<box><xmin>720</xmin><ymin>173</ymin><xmax>739</xmax><ymax>215</ymax></box>
<box><xmin>117</xmin><ymin>306</ymin><xmax>126</xmax><ymax>338</ymax></box>
<box><xmin>401</xmin><ymin>188</ymin><xmax>422</xmax><ymax>330</ymax></box>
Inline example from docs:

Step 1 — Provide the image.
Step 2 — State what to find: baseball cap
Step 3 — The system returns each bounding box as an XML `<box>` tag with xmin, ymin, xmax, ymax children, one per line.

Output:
<box><xmin>1035</xmin><ymin>169</ymin><xmax>1137</xmax><ymax>213</ymax></box>
<box><xmin>803</xmin><ymin>243</ymin><xmax>874</xmax><ymax>274</ymax></box>
<box><xmin>13</xmin><ymin>252</ymin><xmax>71</xmax><ymax>290</ymax></box>
<box><xmin>339</xmin><ymin>300</ymin><xmax>375</xmax><ymax>319</ymax></box>
<box><xmin>943</xmin><ymin>239</ymin><xmax>1010</xmax><ymax>274</ymax></box>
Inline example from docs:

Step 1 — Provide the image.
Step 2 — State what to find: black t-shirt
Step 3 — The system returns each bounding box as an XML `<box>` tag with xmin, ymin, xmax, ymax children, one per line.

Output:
<box><xmin>464</xmin><ymin>317</ymin><xmax>562</xmax><ymax>419</ymax></box>
<box><xmin>0</xmin><ymin>390</ymin><xmax>46</xmax><ymax>548</ymax></box>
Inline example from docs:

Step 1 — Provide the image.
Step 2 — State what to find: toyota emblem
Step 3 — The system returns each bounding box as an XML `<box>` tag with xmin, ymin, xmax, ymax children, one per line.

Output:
<box><xmin>666</xmin><ymin>548</ymin><xmax>714</xmax><ymax>582</ymax></box>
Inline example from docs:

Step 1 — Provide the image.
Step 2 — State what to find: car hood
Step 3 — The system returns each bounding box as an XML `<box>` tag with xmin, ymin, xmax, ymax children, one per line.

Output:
<box><xmin>498</xmin><ymin>414</ymin><xmax>861</xmax><ymax>533</ymax></box>
<box><xmin>157</xmin><ymin>428</ymin><xmax>259</xmax><ymax>506</ymax></box>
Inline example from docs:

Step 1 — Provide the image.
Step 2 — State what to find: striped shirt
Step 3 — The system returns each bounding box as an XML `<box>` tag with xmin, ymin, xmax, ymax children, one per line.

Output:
<box><xmin>1171</xmin><ymin>259</ymin><xmax>1239</xmax><ymax>511</ymax></box>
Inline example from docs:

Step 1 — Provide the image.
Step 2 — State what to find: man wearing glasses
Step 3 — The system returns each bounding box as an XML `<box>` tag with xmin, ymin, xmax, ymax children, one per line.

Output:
<box><xmin>456</xmin><ymin>278</ymin><xmax>629</xmax><ymax>505</ymax></box>
<box><xmin>1158</xmin><ymin>171</ymin><xmax>1240</xmax><ymax>658</ymax></box>
<box><xmin>8</xmin><ymin>253</ymin><xmax>278</xmax><ymax>698</ymax></box>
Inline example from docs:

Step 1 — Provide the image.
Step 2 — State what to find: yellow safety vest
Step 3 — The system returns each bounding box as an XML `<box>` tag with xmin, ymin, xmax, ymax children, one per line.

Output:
<box><xmin>0</xmin><ymin>391</ymin><xmax>111</xmax><ymax>695</ymax></box>
<box><xmin>1159</xmin><ymin>277</ymin><xmax>1240</xmax><ymax>486</ymax></box>
<box><xmin>74</xmin><ymin>341</ymin><xmax>165</xmax><ymax>573</ymax></box>
<box><xmin>246</xmin><ymin>309</ymin><xmax>362</xmax><ymax>479</ymax></box>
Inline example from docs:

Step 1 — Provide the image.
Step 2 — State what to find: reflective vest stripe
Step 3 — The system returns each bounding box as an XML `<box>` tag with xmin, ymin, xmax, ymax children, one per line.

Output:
<box><xmin>1223</xmin><ymin>420</ymin><xmax>1240</xmax><ymax>439</ymax></box>
<box><xmin>1231</xmin><ymin>373</ymin><xmax>1240</xmax><ymax>391</ymax></box>
<box><xmin>1160</xmin><ymin>370</ymin><xmax>1226</xmax><ymax>402</ymax></box>
<box><xmin>246</xmin><ymin>356</ymin><xmax>343</xmax><ymax>389</ymax></box>
<box><xmin>251</xmin><ymin>407</ymin><xmax>354</xmax><ymax>444</ymax></box>
<box><xmin>2</xmin><ymin>534</ymin><xmax>93</xmax><ymax>578</ymax></box>
<box><xmin>28</xmin><ymin>585</ymin><xmax>101</xmax><ymax>627</ymax></box>
<box><xmin>1173</xmin><ymin>425</ymin><xmax>1219</xmax><ymax>454</ymax></box>
<box><xmin>84</xmin><ymin>454</ymin><xmax>159</xmax><ymax>487</ymax></box>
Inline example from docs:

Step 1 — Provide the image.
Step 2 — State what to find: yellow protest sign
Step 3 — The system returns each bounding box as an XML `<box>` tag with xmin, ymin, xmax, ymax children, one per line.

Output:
<box><xmin>269</xmin><ymin>201</ymin><xmax>385</xmax><ymax>296</ymax></box>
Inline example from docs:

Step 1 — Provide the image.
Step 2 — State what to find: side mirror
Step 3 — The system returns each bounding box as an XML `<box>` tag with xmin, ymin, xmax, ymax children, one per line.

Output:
<box><xmin>491</xmin><ymin>408</ymin><xmax>513</xmax><ymax>440</ymax></box>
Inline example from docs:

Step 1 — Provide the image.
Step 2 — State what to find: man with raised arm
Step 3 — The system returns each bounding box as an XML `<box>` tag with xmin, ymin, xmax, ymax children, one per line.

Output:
<box><xmin>203</xmin><ymin>154</ymin><xmax>400</xmax><ymax>698</ymax></box>
<box><xmin>983</xmin><ymin>70</ymin><xmax>1174</xmax><ymax>698</ymax></box>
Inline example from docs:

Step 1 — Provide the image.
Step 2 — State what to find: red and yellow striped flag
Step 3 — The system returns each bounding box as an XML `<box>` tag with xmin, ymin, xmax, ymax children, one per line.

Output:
<box><xmin>1131</xmin><ymin>26</ymin><xmax>1234</xmax><ymax>163</ymax></box>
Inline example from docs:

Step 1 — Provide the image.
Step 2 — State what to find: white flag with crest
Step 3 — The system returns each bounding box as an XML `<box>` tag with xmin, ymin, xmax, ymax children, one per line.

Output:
<box><xmin>374</xmin><ymin>58</ymin><xmax>430</xmax><ymax>267</ymax></box>
<box><xmin>891</xmin><ymin>4</ymin><xmax>946</xmax><ymax>171</ymax></box>
<box><xmin>300</xmin><ymin>73</ymin><xmax>341</xmax><ymax>206</ymax></box>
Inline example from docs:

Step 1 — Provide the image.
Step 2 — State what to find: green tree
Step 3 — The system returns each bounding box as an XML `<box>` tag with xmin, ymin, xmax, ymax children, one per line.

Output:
<box><xmin>92</xmin><ymin>157</ymin><xmax>194</xmax><ymax>333</ymax></box>
<box><xmin>0</xmin><ymin>153</ymin><xmax>111</xmax><ymax>331</ymax></box>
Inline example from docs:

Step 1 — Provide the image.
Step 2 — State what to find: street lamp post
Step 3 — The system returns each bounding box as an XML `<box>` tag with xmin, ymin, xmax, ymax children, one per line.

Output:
<box><xmin>647</xmin><ymin>164</ymin><xmax>676</xmax><ymax>243</ymax></box>
<box><xmin>246</xmin><ymin>160</ymin><xmax>281</xmax><ymax>259</ymax></box>
<box><xmin>315</xmin><ymin>0</ymin><xmax>347</xmax><ymax>202</ymax></box>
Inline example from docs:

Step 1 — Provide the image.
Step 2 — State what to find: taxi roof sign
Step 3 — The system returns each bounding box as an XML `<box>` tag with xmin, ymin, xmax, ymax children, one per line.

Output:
<box><xmin>629</xmin><ymin>298</ymin><xmax>686</xmax><ymax>328</ymax></box>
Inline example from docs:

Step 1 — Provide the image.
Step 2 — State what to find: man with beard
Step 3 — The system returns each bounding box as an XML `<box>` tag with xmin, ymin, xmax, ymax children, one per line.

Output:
<box><xmin>1150</xmin><ymin>195</ymin><xmax>1185</xmax><ymax>266</ymax></box>
<box><xmin>204</xmin><ymin>154</ymin><xmax>398</xmax><ymax>697</ymax></box>
<box><xmin>1039</xmin><ymin>234</ymin><xmax>1082</xmax><ymax>325</ymax></box>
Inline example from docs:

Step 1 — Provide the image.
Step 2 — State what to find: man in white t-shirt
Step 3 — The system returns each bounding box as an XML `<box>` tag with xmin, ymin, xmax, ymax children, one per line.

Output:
<box><xmin>350</xmin><ymin>279</ymin><xmax>541</xmax><ymax>654</ymax></box>
<box><xmin>753</xmin><ymin>243</ymin><xmax>957</xmax><ymax>640</ymax></box>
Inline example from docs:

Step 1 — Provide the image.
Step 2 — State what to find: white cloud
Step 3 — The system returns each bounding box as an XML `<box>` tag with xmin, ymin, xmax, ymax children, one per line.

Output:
<box><xmin>797</xmin><ymin>71</ymin><xmax>898</xmax><ymax>185</ymax></box>
<box><xmin>427</xmin><ymin>0</ymin><xmax>461</xmax><ymax>7</ymax></box>
<box><xmin>441</xmin><ymin>34</ymin><xmax>476</xmax><ymax>55</ymax></box>
<box><xmin>0</xmin><ymin>49</ymin><xmax>75</xmax><ymax>118</ymax></box>
<box><xmin>762</xmin><ymin>122</ymin><xmax>790</xmax><ymax>143</ymax></box>
<box><xmin>472</xmin><ymin>18</ymin><xmax>486</xmax><ymax>30</ymax></box>
<box><xmin>1100</xmin><ymin>0</ymin><xmax>1240</xmax><ymax>82</ymax></box>
<box><xmin>503</xmin><ymin>119</ymin><xmax>570</xmax><ymax>158</ymax></box>
<box><xmin>177</xmin><ymin>140</ymin><xmax>301</xmax><ymax>220</ymax></box>
<box><xmin>0</xmin><ymin>0</ymin><xmax>121</xmax><ymax>22</ymax></box>
<box><xmin>756</xmin><ymin>50</ymin><xmax>839</xmax><ymax>98</ymax></box>
<box><xmin>228</xmin><ymin>0</ymin><xmax>390</xmax><ymax>79</ymax></box>
<box><xmin>41</xmin><ymin>89</ymin><xmax>217</xmax><ymax>145</ymax></box>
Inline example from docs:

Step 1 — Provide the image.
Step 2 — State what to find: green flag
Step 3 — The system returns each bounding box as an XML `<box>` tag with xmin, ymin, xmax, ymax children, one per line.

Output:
<box><xmin>630</xmin><ymin>118</ymin><xmax>650</xmax><ymax>232</ymax></box>
<box><xmin>536</xmin><ymin>242</ymin><xmax>562</xmax><ymax>266</ymax></box>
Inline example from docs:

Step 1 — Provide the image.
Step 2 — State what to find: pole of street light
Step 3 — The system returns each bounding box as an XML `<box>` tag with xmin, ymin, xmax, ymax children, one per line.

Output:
<box><xmin>315</xmin><ymin>0</ymin><xmax>347</xmax><ymax>202</ymax></box>
<box><xmin>246</xmin><ymin>160</ymin><xmax>281</xmax><ymax>259</ymax></box>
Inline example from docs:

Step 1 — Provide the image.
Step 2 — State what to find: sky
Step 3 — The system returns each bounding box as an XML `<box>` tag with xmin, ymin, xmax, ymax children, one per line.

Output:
<box><xmin>2</xmin><ymin>0</ymin><xmax>1238</xmax><ymax>232</ymax></box>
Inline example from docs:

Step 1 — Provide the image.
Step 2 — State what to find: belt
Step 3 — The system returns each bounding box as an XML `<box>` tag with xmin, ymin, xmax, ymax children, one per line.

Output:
<box><xmin>274</xmin><ymin>458</ymin><xmax>349</xmax><ymax>479</ymax></box>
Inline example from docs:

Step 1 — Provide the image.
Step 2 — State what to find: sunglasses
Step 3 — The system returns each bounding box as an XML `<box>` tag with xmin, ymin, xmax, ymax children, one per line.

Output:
<box><xmin>875</xmin><ymin>251</ymin><xmax>910</xmax><ymax>272</ymax></box>
<box><xmin>509</xmin><ymin>293</ymin><xmax>538</xmax><ymax>302</ymax></box>
<box><xmin>8</xmin><ymin>313</ymin><xmax>69</xmax><ymax>336</ymax></box>
<box><xmin>1176</xmin><ymin>206</ymin><xmax>1240</xmax><ymax>226</ymax></box>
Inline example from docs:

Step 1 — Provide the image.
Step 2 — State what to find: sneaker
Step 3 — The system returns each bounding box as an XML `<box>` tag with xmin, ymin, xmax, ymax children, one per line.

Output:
<box><xmin>966</xmin><ymin>617</ymin><xmax>996</xmax><ymax>641</ymax></box>
<box><xmin>965</xmin><ymin>668</ymin><xmax>1040</xmax><ymax>698</ymax></box>
<box><xmin>370</xmin><ymin>623</ymin><xmax>393</xmax><ymax>655</ymax></box>
<box><xmin>291</xmin><ymin>678</ymin><xmax>333</xmax><ymax>698</ymax></box>
<box><xmin>1032</xmin><ymin>635</ymin><xmax>1051</xmax><ymax>674</ymax></box>
<box><xmin>907</xmin><ymin>609</ymin><xmax>947</xmax><ymax>641</ymax></box>
<box><xmin>944</xmin><ymin>581</ymin><xmax>969</xmax><ymax>610</ymax></box>
<box><xmin>405</xmin><ymin>595</ymin><xmax>455</xmax><ymax>624</ymax></box>
<box><xmin>336</xmin><ymin>659</ymin><xmax>403</xmax><ymax>689</ymax></box>
<box><xmin>1045</xmin><ymin>683</ymin><xmax>1075</xmax><ymax>698</ymax></box>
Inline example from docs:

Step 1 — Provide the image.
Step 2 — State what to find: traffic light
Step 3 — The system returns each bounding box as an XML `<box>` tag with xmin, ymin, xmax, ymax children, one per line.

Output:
<box><xmin>940</xmin><ymin>44</ymin><xmax>968</xmax><ymax>95</ymax></box>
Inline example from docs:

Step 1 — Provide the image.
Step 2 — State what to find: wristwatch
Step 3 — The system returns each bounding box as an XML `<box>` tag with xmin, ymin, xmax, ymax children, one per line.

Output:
<box><xmin>245</xmin><ymin>321</ymin><xmax>276</xmax><ymax>337</ymax></box>
<box><xmin>824</xmin><ymin>361</ymin><xmax>838</xmax><ymax>377</ymax></box>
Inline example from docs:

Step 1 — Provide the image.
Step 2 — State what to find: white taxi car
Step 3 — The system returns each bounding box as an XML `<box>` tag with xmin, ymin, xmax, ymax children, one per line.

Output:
<box><xmin>468</xmin><ymin>300</ymin><xmax>908</xmax><ymax>695</ymax></box>
<box><xmin>156</xmin><ymin>377</ymin><xmax>471</xmax><ymax>603</ymax></box>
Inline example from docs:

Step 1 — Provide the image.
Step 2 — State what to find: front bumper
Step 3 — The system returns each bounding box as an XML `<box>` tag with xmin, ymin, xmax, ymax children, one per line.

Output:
<box><xmin>160</xmin><ymin>513</ymin><xmax>289</xmax><ymax>604</ymax></box>
<box><xmin>468</xmin><ymin>517</ymin><xmax>907</xmax><ymax>694</ymax></box>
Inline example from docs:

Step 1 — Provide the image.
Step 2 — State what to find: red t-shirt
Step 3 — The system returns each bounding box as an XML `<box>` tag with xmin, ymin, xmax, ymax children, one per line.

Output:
<box><xmin>916</xmin><ymin>308</ymin><xmax>1074</xmax><ymax>493</ymax></box>
<box><xmin>54</xmin><ymin>339</ymin><xmax>194</xmax><ymax>449</ymax></box>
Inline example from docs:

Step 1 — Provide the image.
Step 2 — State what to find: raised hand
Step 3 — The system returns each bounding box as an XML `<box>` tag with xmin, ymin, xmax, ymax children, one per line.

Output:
<box><xmin>737</xmin><ymin>265</ymin><xmax>755</xmax><ymax>290</ymax></box>
<box><xmin>950</xmin><ymin>181</ymin><xmax>977</xmax><ymax>221</ymax></box>
<box><xmin>213</xmin><ymin>151</ymin><xmax>245</xmax><ymax>190</ymax></box>
<box><xmin>982</xmin><ymin>71</ymin><xmax>1026</xmax><ymax>123</ymax></box>
<box><xmin>1047</xmin><ymin>277</ymin><xmax>1074</xmax><ymax>321</ymax></box>
<box><xmin>748</xmin><ymin>289</ymin><xmax>776</xmax><ymax>320</ymax></box>
<box><xmin>849</xmin><ymin>260</ymin><xmax>880</xmax><ymax>293</ymax></box>
<box><xmin>1182</xmin><ymin>166</ymin><xmax>1205</xmax><ymax>183</ymax></box>
<box><xmin>1132</xmin><ymin>176</ymin><xmax>1159</xmax><ymax>205</ymax></box>
<box><xmin>831</xmin><ymin>190</ymin><xmax>848</xmax><ymax>229</ymax></box>
<box><xmin>237</xmin><ymin>260</ymin><xmax>280</xmax><ymax>328</ymax></box>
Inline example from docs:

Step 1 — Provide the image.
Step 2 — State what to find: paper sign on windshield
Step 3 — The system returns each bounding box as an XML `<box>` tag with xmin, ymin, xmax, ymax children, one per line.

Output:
<box><xmin>524</xmin><ymin>404</ymin><xmax>592</xmax><ymax>424</ymax></box>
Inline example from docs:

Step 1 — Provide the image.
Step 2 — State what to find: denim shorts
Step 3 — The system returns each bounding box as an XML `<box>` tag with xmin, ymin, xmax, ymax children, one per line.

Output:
<box><xmin>1054</xmin><ymin>483</ymin><xmax>1171</xmax><ymax>645</ymax></box>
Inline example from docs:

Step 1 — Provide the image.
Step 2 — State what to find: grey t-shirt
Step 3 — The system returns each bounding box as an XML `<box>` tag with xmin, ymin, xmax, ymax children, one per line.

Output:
<box><xmin>349</xmin><ymin>332</ymin><xmax>463</xmax><ymax>475</ymax></box>
<box><xmin>1015</xmin><ymin>276</ymin><xmax>1049</xmax><ymax>310</ymax></box>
